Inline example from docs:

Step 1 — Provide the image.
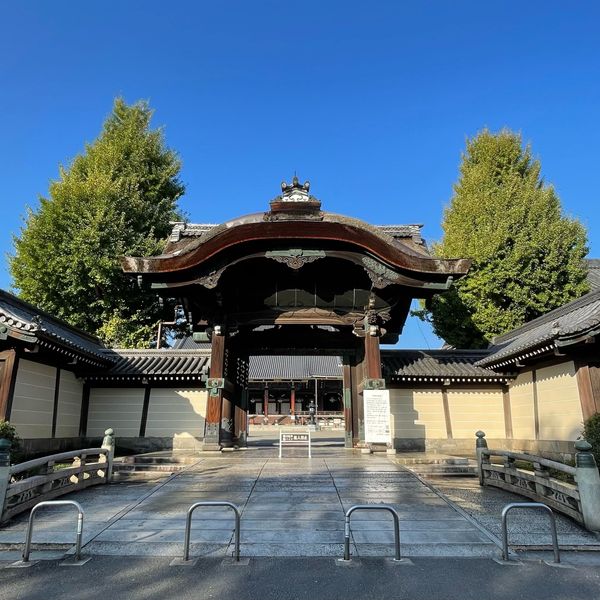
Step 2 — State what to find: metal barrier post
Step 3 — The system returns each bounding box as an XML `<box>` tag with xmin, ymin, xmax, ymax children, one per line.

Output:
<box><xmin>22</xmin><ymin>500</ymin><xmax>86</xmax><ymax>563</ymax></box>
<box><xmin>182</xmin><ymin>501</ymin><xmax>241</xmax><ymax>563</ymax></box>
<box><xmin>501</xmin><ymin>502</ymin><xmax>560</xmax><ymax>564</ymax></box>
<box><xmin>342</xmin><ymin>504</ymin><xmax>402</xmax><ymax>562</ymax></box>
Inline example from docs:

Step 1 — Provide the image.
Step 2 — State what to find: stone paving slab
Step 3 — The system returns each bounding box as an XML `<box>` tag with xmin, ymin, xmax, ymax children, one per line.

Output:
<box><xmin>5</xmin><ymin>445</ymin><xmax>596</xmax><ymax>560</ymax></box>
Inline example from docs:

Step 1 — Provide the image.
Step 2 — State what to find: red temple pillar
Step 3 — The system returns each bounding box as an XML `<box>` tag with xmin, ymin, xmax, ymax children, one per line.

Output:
<box><xmin>290</xmin><ymin>386</ymin><xmax>296</xmax><ymax>415</ymax></box>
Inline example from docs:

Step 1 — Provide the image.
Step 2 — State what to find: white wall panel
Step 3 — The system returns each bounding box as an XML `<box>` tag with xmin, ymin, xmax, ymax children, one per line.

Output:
<box><xmin>10</xmin><ymin>359</ymin><xmax>56</xmax><ymax>439</ymax></box>
<box><xmin>55</xmin><ymin>370</ymin><xmax>83</xmax><ymax>438</ymax></box>
<box><xmin>87</xmin><ymin>387</ymin><xmax>144</xmax><ymax>437</ymax></box>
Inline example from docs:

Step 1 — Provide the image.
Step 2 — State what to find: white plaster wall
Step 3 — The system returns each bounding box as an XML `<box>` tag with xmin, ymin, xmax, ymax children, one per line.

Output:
<box><xmin>10</xmin><ymin>359</ymin><xmax>56</xmax><ymax>439</ymax></box>
<box><xmin>447</xmin><ymin>388</ymin><xmax>505</xmax><ymax>438</ymax></box>
<box><xmin>536</xmin><ymin>361</ymin><xmax>583</xmax><ymax>441</ymax></box>
<box><xmin>508</xmin><ymin>371</ymin><xmax>536</xmax><ymax>440</ymax></box>
<box><xmin>55</xmin><ymin>370</ymin><xmax>83</xmax><ymax>438</ymax></box>
<box><xmin>389</xmin><ymin>388</ymin><xmax>446</xmax><ymax>439</ymax></box>
<box><xmin>87</xmin><ymin>387</ymin><xmax>145</xmax><ymax>437</ymax></box>
<box><xmin>145</xmin><ymin>388</ymin><xmax>207</xmax><ymax>437</ymax></box>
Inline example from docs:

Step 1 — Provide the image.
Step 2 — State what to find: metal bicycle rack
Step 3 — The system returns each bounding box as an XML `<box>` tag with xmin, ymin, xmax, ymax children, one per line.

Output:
<box><xmin>22</xmin><ymin>500</ymin><xmax>86</xmax><ymax>564</ymax></box>
<box><xmin>181</xmin><ymin>501</ymin><xmax>241</xmax><ymax>562</ymax></box>
<box><xmin>342</xmin><ymin>504</ymin><xmax>402</xmax><ymax>562</ymax></box>
<box><xmin>501</xmin><ymin>502</ymin><xmax>560</xmax><ymax>564</ymax></box>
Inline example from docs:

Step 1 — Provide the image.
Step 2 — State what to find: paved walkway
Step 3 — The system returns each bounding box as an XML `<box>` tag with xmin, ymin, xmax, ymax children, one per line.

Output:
<box><xmin>0</xmin><ymin>441</ymin><xmax>597</xmax><ymax>561</ymax></box>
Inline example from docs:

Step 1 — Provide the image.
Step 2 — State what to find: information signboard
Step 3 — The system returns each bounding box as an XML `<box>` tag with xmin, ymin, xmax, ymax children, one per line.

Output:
<box><xmin>279</xmin><ymin>429</ymin><xmax>312</xmax><ymax>458</ymax></box>
<box><xmin>364</xmin><ymin>389</ymin><xmax>391</xmax><ymax>444</ymax></box>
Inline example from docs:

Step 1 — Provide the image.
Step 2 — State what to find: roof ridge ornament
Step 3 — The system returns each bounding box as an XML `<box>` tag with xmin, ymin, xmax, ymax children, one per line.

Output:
<box><xmin>267</xmin><ymin>175</ymin><xmax>322</xmax><ymax>220</ymax></box>
<box><xmin>281</xmin><ymin>176</ymin><xmax>311</xmax><ymax>202</ymax></box>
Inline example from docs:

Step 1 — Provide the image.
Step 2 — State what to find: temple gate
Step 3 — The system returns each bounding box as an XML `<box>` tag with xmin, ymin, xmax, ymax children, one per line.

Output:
<box><xmin>122</xmin><ymin>178</ymin><xmax>470</xmax><ymax>450</ymax></box>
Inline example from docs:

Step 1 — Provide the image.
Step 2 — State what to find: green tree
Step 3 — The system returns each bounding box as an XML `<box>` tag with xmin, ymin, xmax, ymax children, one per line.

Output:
<box><xmin>10</xmin><ymin>98</ymin><xmax>184</xmax><ymax>347</ymax></box>
<box><xmin>420</xmin><ymin>129</ymin><xmax>588</xmax><ymax>348</ymax></box>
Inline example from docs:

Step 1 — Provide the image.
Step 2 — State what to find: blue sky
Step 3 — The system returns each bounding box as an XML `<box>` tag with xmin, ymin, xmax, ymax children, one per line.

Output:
<box><xmin>1</xmin><ymin>2</ymin><xmax>599</xmax><ymax>348</ymax></box>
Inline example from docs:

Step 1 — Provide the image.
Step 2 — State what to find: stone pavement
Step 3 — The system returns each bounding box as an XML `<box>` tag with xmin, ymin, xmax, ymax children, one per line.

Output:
<box><xmin>0</xmin><ymin>439</ymin><xmax>598</xmax><ymax>562</ymax></box>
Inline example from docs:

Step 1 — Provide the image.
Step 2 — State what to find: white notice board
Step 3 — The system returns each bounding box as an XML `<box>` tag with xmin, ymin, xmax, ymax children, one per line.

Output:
<box><xmin>364</xmin><ymin>389</ymin><xmax>391</xmax><ymax>444</ymax></box>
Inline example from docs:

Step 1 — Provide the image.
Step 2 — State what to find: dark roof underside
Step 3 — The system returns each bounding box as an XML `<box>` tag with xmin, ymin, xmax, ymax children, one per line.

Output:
<box><xmin>0</xmin><ymin>289</ymin><xmax>109</xmax><ymax>364</ymax></box>
<box><xmin>382</xmin><ymin>349</ymin><xmax>510</xmax><ymax>382</ymax></box>
<box><xmin>85</xmin><ymin>348</ymin><xmax>510</xmax><ymax>383</ymax></box>
<box><xmin>479</xmin><ymin>287</ymin><xmax>600</xmax><ymax>367</ymax></box>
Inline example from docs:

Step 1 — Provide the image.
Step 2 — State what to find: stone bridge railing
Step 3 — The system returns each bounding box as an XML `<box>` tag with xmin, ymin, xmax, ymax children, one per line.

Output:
<box><xmin>0</xmin><ymin>428</ymin><xmax>115</xmax><ymax>524</ymax></box>
<box><xmin>476</xmin><ymin>431</ymin><xmax>600</xmax><ymax>532</ymax></box>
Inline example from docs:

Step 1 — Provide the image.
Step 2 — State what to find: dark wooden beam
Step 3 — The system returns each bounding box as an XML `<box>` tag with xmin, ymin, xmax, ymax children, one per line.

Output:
<box><xmin>576</xmin><ymin>362</ymin><xmax>600</xmax><ymax>420</ymax></box>
<box><xmin>139</xmin><ymin>385</ymin><xmax>151</xmax><ymax>437</ymax></box>
<box><xmin>51</xmin><ymin>368</ymin><xmax>61</xmax><ymax>438</ymax></box>
<box><xmin>532</xmin><ymin>369</ymin><xmax>540</xmax><ymax>440</ymax></box>
<box><xmin>442</xmin><ymin>387</ymin><xmax>453</xmax><ymax>439</ymax></box>
<box><xmin>502</xmin><ymin>385</ymin><xmax>513</xmax><ymax>439</ymax></box>
<box><xmin>79</xmin><ymin>382</ymin><xmax>90</xmax><ymax>437</ymax></box>
<box><xmin>0</xmin><ymin>349</ymin><xmax>18</xmax><ymax>421</ymax></box>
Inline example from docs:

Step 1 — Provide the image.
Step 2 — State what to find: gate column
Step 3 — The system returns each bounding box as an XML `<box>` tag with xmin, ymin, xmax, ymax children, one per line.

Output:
<box><xmin>203</xmin><ymin>330</ymin><xmax>226</xmax><ymax>451</ymax></box>
<box><xmin>342</xmin><ymin>354</ymin><xmax>353</xmax><ymax>449</ymax></box>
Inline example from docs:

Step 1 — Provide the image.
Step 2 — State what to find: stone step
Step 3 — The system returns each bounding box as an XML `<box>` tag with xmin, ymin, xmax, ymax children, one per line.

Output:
<box><xmin>113</xmin><ymin>463</ymin><xmax>185</xmax><ymax>473</ymax></box>
<box><xmin>395</xmin><ymin>454</ymin><xmax>470</xmax><ymax>466</ymax></box>
<box><xmin>118</xmin><ymin>453</ymin><xmax>199</xmax><ymax>465</ymax></box>
<box><xmin>407</xmin><ymin>465</ymin><xmax>478</xmax><ymax>478</ymax></box>
<box><xmin>112</xmin><ymin>470</ymin><xmax>171</xmax><ymax>482</ymax></box>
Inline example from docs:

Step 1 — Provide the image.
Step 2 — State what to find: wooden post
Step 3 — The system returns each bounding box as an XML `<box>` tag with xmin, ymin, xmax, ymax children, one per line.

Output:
<box><xmin>343</xmin><ymin>355</ymin><xmax>353</xmax><ymax>449</ymax></box>
<box><xmin>234</xmin><ymin>388</ymin><xmax>248</xmax><ymax>447</ymax></box>
<box><xmin>221</xmin><ymin>395</ymin><xmax>233</xmax><ymax>447</ymax></box>
<box><xmin>502</xmin><ymin>384</ymin><xmax>513</xmax><ymax>439</ymax></box>
<box><xmin>203</xmin><ymin>332</ymin><xmax>225</xmax><ymax>450</ymax></box>
<box><xmin>0</xmin><ymin>350</ymin><xmax>18</xmax><ymax>420</ymax></box>
<box><xmin>355</xmin><ymin>347</ymin><xmax>365</xmax><ymax>443</ymax></box>
<box><xmin>364</xmin><ymin>331</ymin><xmax>382</xmax><ymax>379</ymax></box>
<box><xmin>576</xmin><ymin>363</ymin><xmax>600</xmax><ymax>420</ymax></box>
<box><xmin>290</xmin><ymin>386</ymin><xmax>296</xmax><ymax>415</ymax></box>
<box><xmin>263</xmin><ymin>387</ymin><xmax>269</xmax><ymax>418</ymax></box>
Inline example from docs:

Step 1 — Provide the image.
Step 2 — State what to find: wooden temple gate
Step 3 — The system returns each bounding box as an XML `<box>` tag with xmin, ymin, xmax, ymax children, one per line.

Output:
<box><xmin>122</xmin><ymin>177</ymin><xmax>470</xmax><ymax>450</ymax></box>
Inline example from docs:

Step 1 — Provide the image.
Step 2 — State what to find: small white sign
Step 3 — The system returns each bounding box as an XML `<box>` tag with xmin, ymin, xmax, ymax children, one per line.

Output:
<box><xmin>279</xmin><ymin>428</ymin><xmax>312</xmax><ymax>458</ymax></box>
<box><xmin>364</xmin><ymin>389</ymin><xmax>391</xmax><ymax>444</ymax></box>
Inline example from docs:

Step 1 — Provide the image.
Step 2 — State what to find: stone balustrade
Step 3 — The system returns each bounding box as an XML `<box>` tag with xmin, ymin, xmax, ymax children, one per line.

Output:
<box><xmin>476</xmin><ymin>431</ymin><xmax>600</xmax><ymax>532</ymax></box>
<box><xmin>0</xmin><ymin>428</ymin><xmax>115</xmax><ymax>523</ymax></box>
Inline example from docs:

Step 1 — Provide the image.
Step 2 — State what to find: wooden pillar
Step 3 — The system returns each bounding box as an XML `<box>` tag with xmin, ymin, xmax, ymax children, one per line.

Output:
<box><xmin>441</xmin><ymin>386</ymin><xmax>453</xmax><ymax>440</ymax></box>
<box><xmin>532</xmin><ymin>369</ymin><xmax>540</xmax><ymax>441</ymax></box>
<box><xmin>290</xmin><ymin>386</ymin><xmax>296</xmax><ymax>415</ymax></box>
<box><xmin>0</xmin><ymin>349</ymin><xmax>18</xmax><ymax>421</ymax></box>
<box><xmin>502</xmin><ymin>384</ymin><xmax>513</xmax><ymax>439</ymax></box>
<box><xmin>263</xmin><ymin>387</ymin><xmax>269</xmax><ymax>418</ymax></box>
<box><xmin>576</xmin><ymin>362</ymin><xmax>600</xmax><ymax>420</ymax></box>
<box><xmin>343</xmin><ymin>354</ymin><xmax>353</xmax><ymax>449</ymax></box>
<box><xmin>355</xmin><ymin>346</ymin><xmax>366</xmax><ymax>443</ymax></box>
<box><xmin>79</xmin><ymin>382</ymin><xmax>90</xmax><ymax>438</ymax></box>
<box><xmin>234</xmin><ymin>388</ymin><xmax>248</xmax><ymax>447</ymax></box>
<box><xmin>203</xmin><ymin>332</ymin><xmax>225</xmax><ymax>450</ymax></box>
<box><xmin>221</xmin><ymin>395</ymin><xmax>233</xmax><ymax>447</ymax></box>
<box><xmin>364</xmin><ymin>330</ymin><xmax>382</xmax><ymax>380</ymax></box>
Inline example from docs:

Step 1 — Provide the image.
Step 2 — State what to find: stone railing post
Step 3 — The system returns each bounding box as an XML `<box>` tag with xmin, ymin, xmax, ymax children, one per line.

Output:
<box><xmin>0</xmin><ymin>439</ymin><xmax>11</xmax><ymax>519</ymax></box>
<box><xmin>101</xmin><ymin>428</ymin><xmax>115</xmax><ymax>483</ymax></box>
<box><xmin>476</xmin><ymin>430</ymin><xmax>488</xmax><ymax>486</ymax></box>
<box><xmin>575</xmin><ymin>439</ymin><xmax>600</xmax><ymax>532</ymax></box>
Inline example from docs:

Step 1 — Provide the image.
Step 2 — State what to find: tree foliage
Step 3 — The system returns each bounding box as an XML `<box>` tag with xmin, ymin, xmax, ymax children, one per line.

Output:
<box><xmin>421</xmin><ymin>129</ymin><xmax>588</xmax><ymax>348</ymax></box>
<box><xmin>10</xmin><ymin>98</ymin><xmax>184</xmax><ymax>347</ymax></box>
